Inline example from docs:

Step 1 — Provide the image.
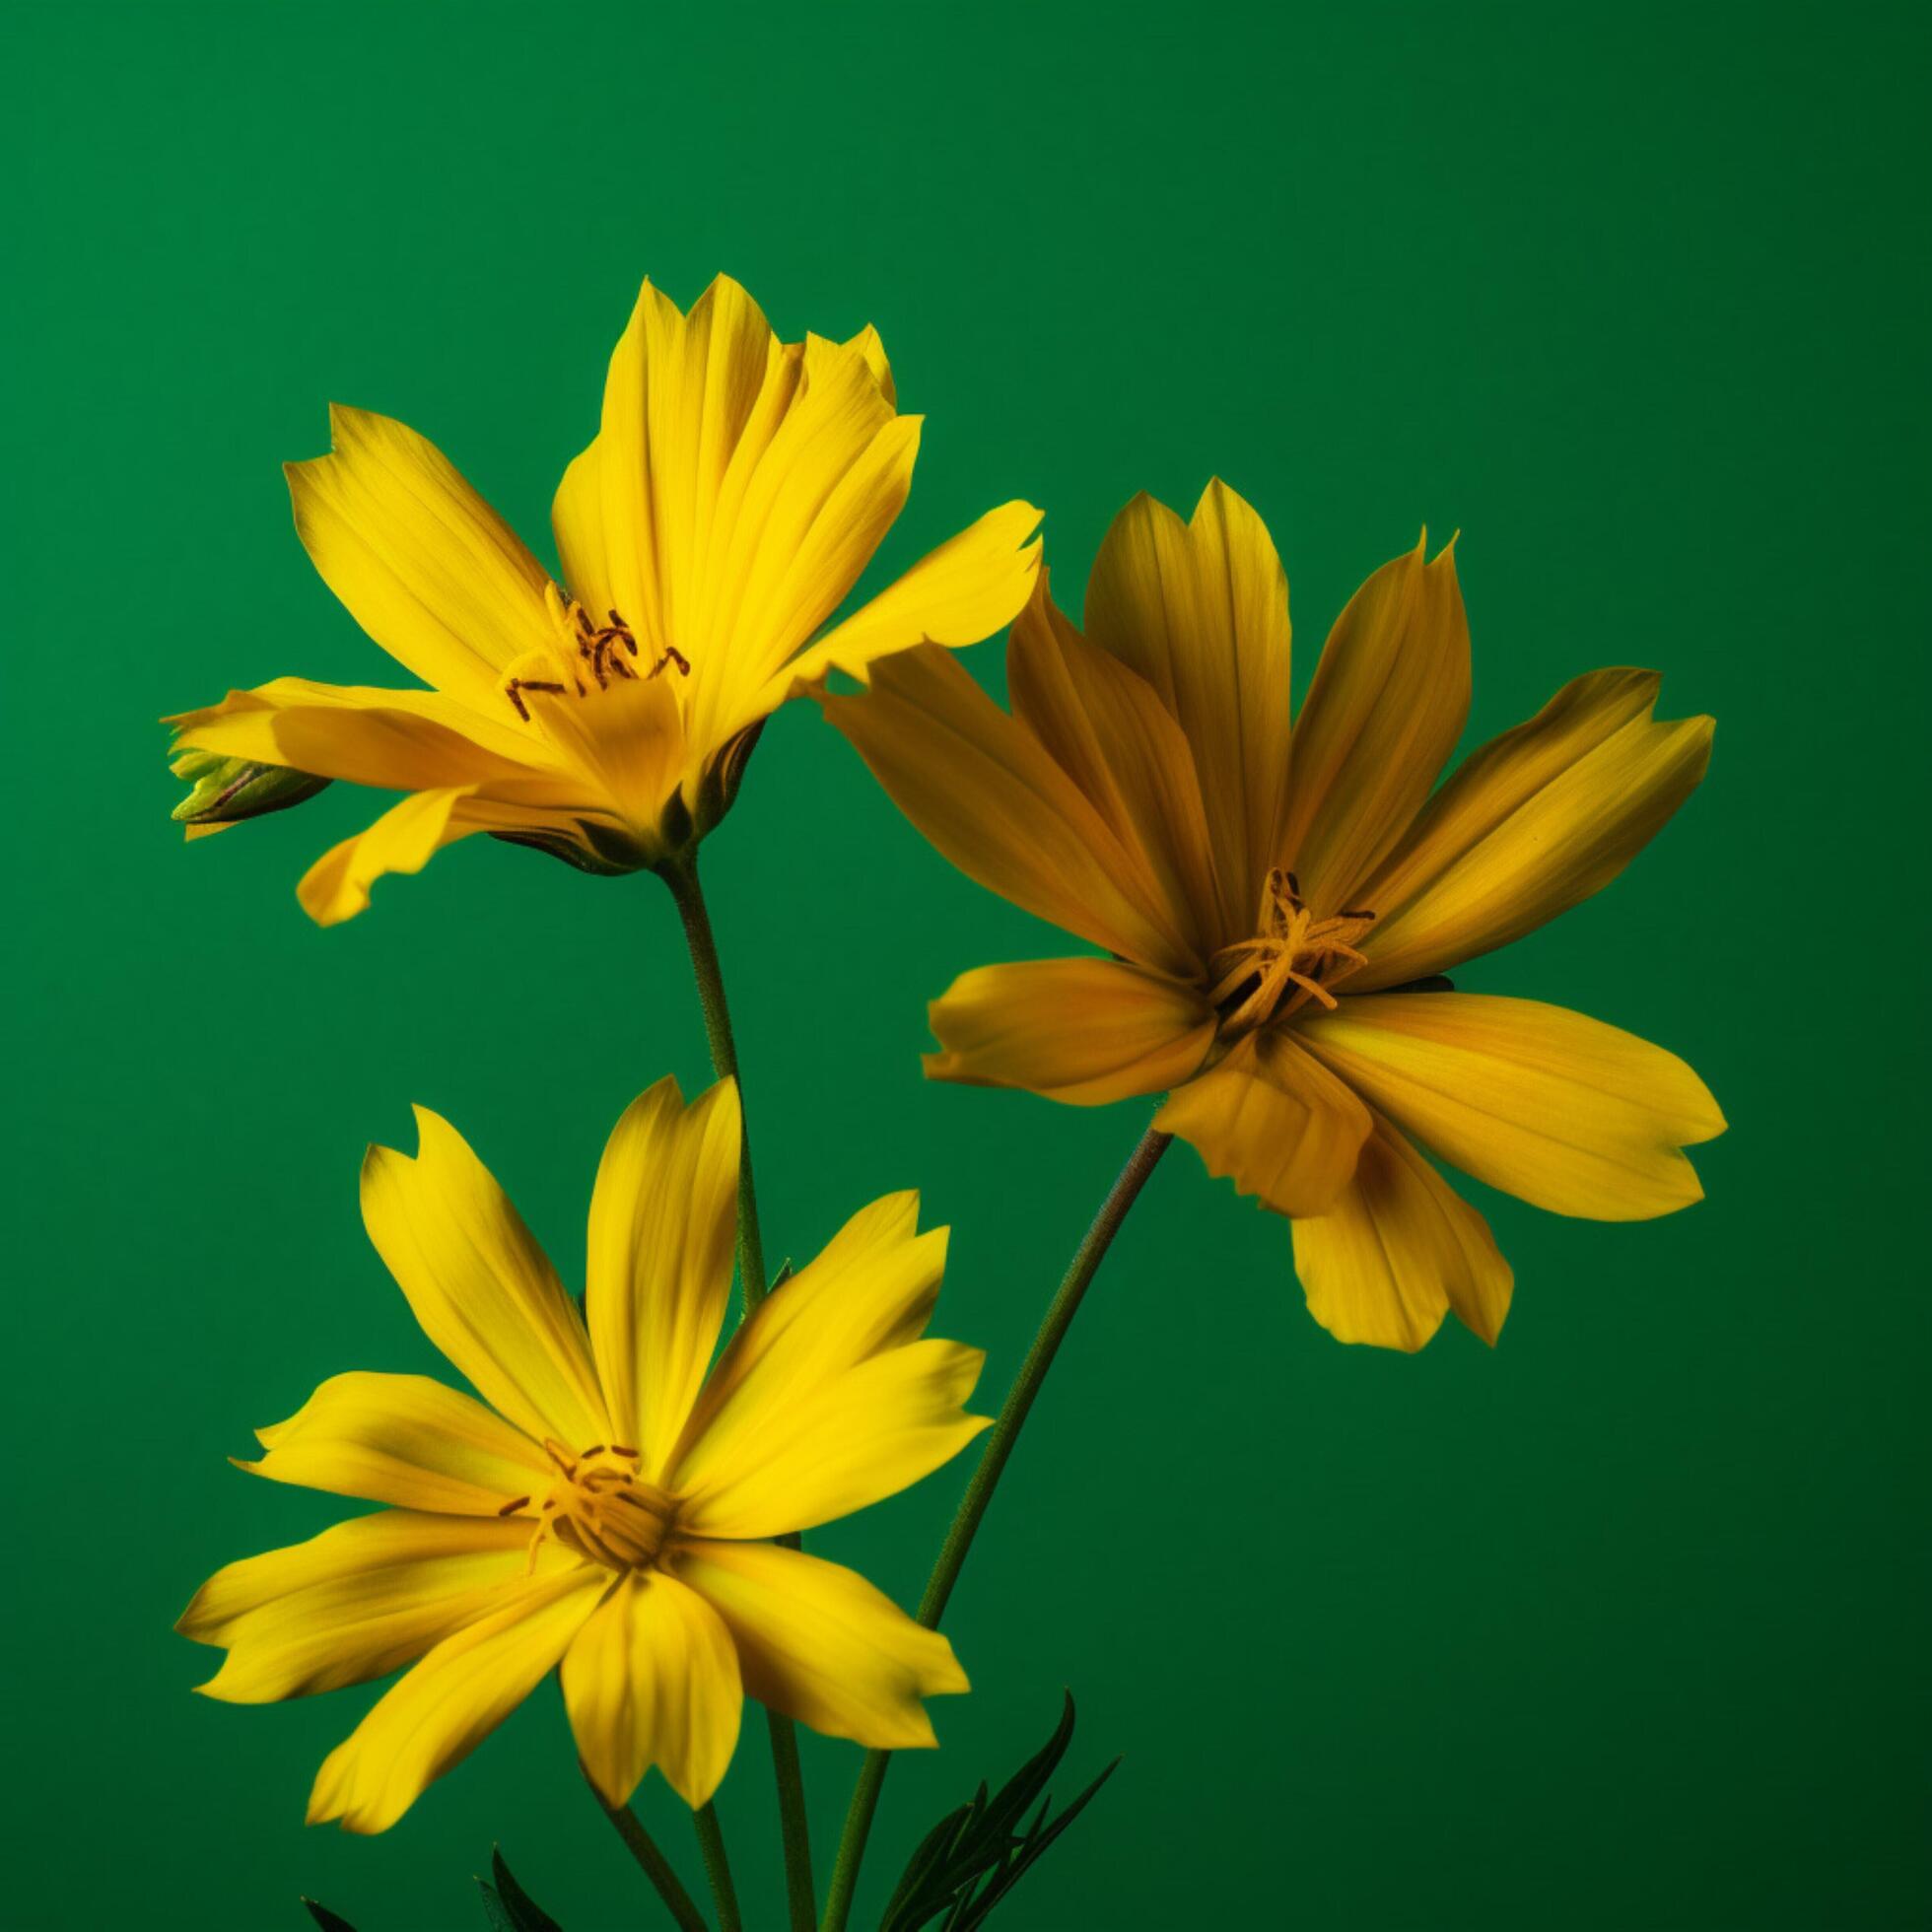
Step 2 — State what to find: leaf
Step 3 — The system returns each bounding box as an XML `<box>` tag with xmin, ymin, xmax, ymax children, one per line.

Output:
<box><xmin>301</xmin><ymin>1903</ymin><xmax>360</xmax><ymax>1932</ymax></box>
<box><xmin>489</xmin><ymin>1848</ymin><xmax>563</xmax><ymax>1931</ymax></box>
<box><xmin>477</xmin><ymin>1883</ymin><xmax>517</xmax><ymax>1932</ymax></box>
<box><xmin>880</xmin><ymin>1693</ymin><xmax>1122</xmax><ymax>1932</ymax></box>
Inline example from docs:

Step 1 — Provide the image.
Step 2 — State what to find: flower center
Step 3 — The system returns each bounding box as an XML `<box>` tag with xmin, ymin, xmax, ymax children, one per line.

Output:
<box><xmin>1208</xmin><ymin>867</ymin><xmax>1377</xmax><ymax>1036</ymax></box>
<box><xmin>506</xmin><ymin>1440</ymin><xmax>676</xmax><ymax>1573</ymax></box>
<box><xmin>501</xmin><ymin>587</ymin><xmax>690</xmax><ymax>723</ymax></box>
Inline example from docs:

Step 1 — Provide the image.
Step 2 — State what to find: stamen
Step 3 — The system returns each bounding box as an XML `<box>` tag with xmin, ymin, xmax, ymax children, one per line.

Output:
<box><xmin>1208</xmin><ymin>868</ymin><xmax>1380</xmax><ymax>1034</ymax></box>
<box><xmin>497</xmin><ymin>1494</ymin><xmax>530</xmax><ymax>1517</ymax></box>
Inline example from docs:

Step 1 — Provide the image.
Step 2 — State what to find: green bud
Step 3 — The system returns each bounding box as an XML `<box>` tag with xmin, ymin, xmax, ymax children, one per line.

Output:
<box><xmin>171</xmin><ymin>746</ymin><xmax>331</xmax><ymax>825</ymax></box>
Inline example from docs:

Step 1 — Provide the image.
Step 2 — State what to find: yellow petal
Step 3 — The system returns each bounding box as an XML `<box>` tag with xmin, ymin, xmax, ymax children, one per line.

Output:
<box><xmin>1351</xmin><ymin>669</ymin><xmax>1714</xmax><ymax>990</ymax></box>
<box><xmin>669</xmin><ymin>1538</ymin><xmax>965</xmax><ymax>1749</ymax></box>
<box><xmin>926</xmin><ymin>957</ymin><xmax>1215</xmax><ymax>1104</ymax></box>
<box><xmin>308</xmin><ymin>1567</ymin><xmax>607</xmax><ymax>1833</ymax></box>
<box><xmin>361</xmin><ymin>1108</ymin><xmax>610</xmax><ymax>1446</ymax></box>
<box><xmin>1291</xmin><ymin>1116</ymin><xmax>1512</xmax><ymax>1351</ymax></box>
<box><xmin>235</xmin><ymin>1370</ymin><xmax>550</xmax><ymax>1513</ymax></box>
<box><xmin>1082</xmin><ymin>481</ymin><xmax>1293</xmax><ymax>937</ymax></box>
<box><xmin>739</xmin><ymin>498</ymin><xmax>1045</xmax><ymax>737</ymax></box>
<box><xmin>288</xmin><ymin>404</ymin><xmax>554</xmax><ymax>706</ymax></box>
<box><xmin>297</xmin><ymin>786</ymin><xmax>481</xmax><ymax>928</ymax></box>
<box><xmin>819</xmin><ymin>645</ymin><xmax>1198</xmax><ymax>977</ymax></box>
<box><xmin>1296</xmin><ymin>994</ymin><xmax>1725</xmax><ymax>1220</ymax></box>
<box><xmin>1278</xmin><ymin>535</ymin><xmax>1469</xmax><ymax>911</ymax></box>
<box><xmin>1005</xmin><ymin>570</ymin><xmax>1221</xmax><ymax>946</ymax></box>
<box><xmin>1155</xmin><ymin>1028</ymin><xmax>1371</xmax><ymax>1217</ymax></box>
<box><xmin>562</xmin><ymin>1569</ymin><xmax>742</xmax><ymax>1810</ymax></box>
<box><xmin>178</xmin><ymin>1508</ymin><xmax>533</xmax><ymax>1703</ymax></box>
<box><xmin>672</xmin><ymin>1195</ymin><xmax>947</xmax><ymax>1483</ymax></box>
<box><xmin>169</xmin><ymin>677</ymin><xmax>541</xmax><ymax>788</ymax></box>
<box><xmin>673</xmin><ymin>1338</ymin><xmax>988</xmax><ymax>1540</ymax></box>
<box><xmin>586</xmin><ymin>1076</ymin><xmax>741</xmax><ymax>1475</ymax></box>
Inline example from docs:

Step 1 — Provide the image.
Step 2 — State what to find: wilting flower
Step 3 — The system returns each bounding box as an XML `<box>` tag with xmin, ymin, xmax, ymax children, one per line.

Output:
<box><xmin>177</xmin><ymin>1076</ymin><xmax>985</xmax><ymax>1830</ymax></box>
<box><xmin>822</xmin><ymin>482</ymin><xmax>1724</xmax><ymax>1350</ymax></box>
<box><xmin>167</xmin><ymin>275</ymin><xmax>1041</xmax><ymax>924</ymax></box>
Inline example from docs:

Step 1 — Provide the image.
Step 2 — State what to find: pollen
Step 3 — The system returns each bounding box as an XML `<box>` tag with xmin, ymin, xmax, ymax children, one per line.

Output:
<box><xmin>513</xmin><ymin>1441</ymin><xmax>676</xmax><ymax>1574</ymax></box>
<box><xmin>500</xmin><ymin>587</ymin><xmax>692</xmax><ymax>722</ymax></box>
<box><xmin>1208</xmin><ymin>868</ymin><xmax>1377</xmax><ymax>1036</ymax></box>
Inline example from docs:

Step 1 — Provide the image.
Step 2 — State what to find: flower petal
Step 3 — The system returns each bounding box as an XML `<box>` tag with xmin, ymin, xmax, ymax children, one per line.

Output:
<box><xmin>1081</xmin><ymin>481</ymin><xmax>1293</xmax><ymax>937</ymax></box>
<box><xmin>669</xmin><ymin>1538</ymin><xmax>965</xmax><ymax>1749</ymax></box>
<box><xmin>288</xmin><ymin>404</ymin><xmax>554</xmax><ymax>706</ymax></box>
<box><xmin>741</xmin><ymin>498</ymin><xmax>1044</xmax><ymax>736</ymax></box>
<box><xmin>1291</xmin><ymin>1115</ymin><xmax>1513</xmax><ymax>1351</ymax></box>
<box><xmin>1296</xmin><ymin>994</ymin><xmax>1725</xmax><ymax>1220</ymax></box>
<box><xmin>819</xmin><ymin>645</ymin><xmax>1198</xmax><ymax>977</ymax></box>
<box><xmin>562</xmin><ymin>1569</ymin><xmax>743</xmax><ymax>1810</ymax></box>
<box><xmin>1004</xmin><ymin>570</ymin><xmax>1222</xmax><ymax>947</ymax></box>
<box><xmin>177</xmin><ymin>1508</ymin><xmax>534</xmax><ymax>1703</ymax></box>
<box><xmin>1155</xmin><ymin>1028</ymin><xmax>1372</xmax><ymax>1217</ymax></box>
<box><xmin>235</xmin><ymin>1370</ymin><xmax>550</xmax><ymax>1514</ymax></box>
<box><xmin>671</xmin><ymin>1194</ymin><xmax>948</xmax><ymax>1483</ymax></box>
<box><xmin>1351</xmin><ymin>669</ymin><xmax>1714</xmax><ymax>990</ymax></box>
<box><xmin>361</xmin><ymin>1108</ymin><xmax>610</xmax><ymax>1447</ymax></box>
<box><xmin>586</xmin><ymin>1076</ymin><xmax>741</xmax><ymax>1475</ymax></box>
<box><xmin>1278</xmin><ymin>535</ymin><xmax>1470</xmax><ymax>912</ymax></box>
<box><xmin>673</xmin><ymin>1339</ymin><xmax>988</xmax><ymax>1541</ymax></box>
<box><xmin>926</xmin><ymin>957</ymin><xmax>1215</xmax><ymax>1104</ymax></box>
<box><xmin>308</xmin><ymin>1567</ymin><xmax>607</xmax><ymax>1833</ymax></box>
<box><xmin>296</xmin><ymin>786</ymin><xmax>482</xmax><ymax>928</ymax></box>
<box><xmin>169</xmin><ymin>677</ymin><xmax>542</xmax><ymax>787</ymax></box>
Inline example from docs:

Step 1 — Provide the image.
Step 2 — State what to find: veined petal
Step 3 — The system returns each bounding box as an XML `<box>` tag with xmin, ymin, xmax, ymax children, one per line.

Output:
<box><xmin>819</xmin><ymin>646</ymin><xmax>1199</xmax><ymax>977</ymax></box>
<box><xmin>1291</xmin><ymin>1115</ymin><xmax>1512</xmax><ymax>1351</ymax></box>
<box><xmin>519</xmin><ymin>670</ymin><xmax>685</xmax><ymax>856</ymax></box>
<box><xmin>1352</xmin><ymin>669</ymin><xmax>1714</xmax><ymax>990</ymax></box>
<box><xmin>671</xmin><ymin>1196</ymin><xmax>948</xmax><ymax>1481</ymax></box>
<box><xmin>178</xmin><ymin>1509</ymin><xmax>533</xmax><ymax>1703</ymax></box>
<box><xmin>169</xmin><ymin>678</ymin><xmax>542</xmax><ymax>789</ymax></box>
<box><xmin>1296</xmin><ymin>994</ymin><xmax>1726</xmax><ymax>1220</ymax></box>
<box><xmin>926</xmin><ymin>957</ymin><xmax>1215</xmax><ymax>1104</ymax></box>
<box><xmin>735</xmin><ymin>499</ymin><xmax>1045</xmax><ymax>740</ymax></box>
<box><xmin>308</xmin><ymin>1567</ymin><xmax>607</xmax><ymax>1833</ymax></box>
<box><xmin>562</xmin><ymin>1569</ymin><xmax>742</xmax><ymax>1810</ymax></box>
<box><xmin>1155</xmin><ymin>1028</ymin><xmax>1371</xmax><ymax>1217</ymax></box>
<box><xmin>673</xmin><ymin>1339</ymin><xmax>989</xmax><ymax>1541</ymax></box>
<box><xmin>1005</xmin><ymin>570</ymin><xmax>1221</xmax><ymax>946</ymax></box>
<box><xmin>296</xmin><ymin>786</ymin><xmax>482</xmax><ymax>928</ymax></box>
<box><xmin>586</xmin><ymin>1076</ymin><xmax>741</xmax><ymax>1476</ymax></box>
<box><xmin>1278</xmin><ymin>535</ymin><xmax>1470</xmax><ymax>912</ymax></box>
<box><xmin>288</xmin><ymin>405</ymin><xmax>554</xmax><ymax>706</ymax></box>
<box><xmin>669</xmin><ymin>1539</ymin><xmax>966</xmax><ymax>1750</ymax></box>
<box><xmin>236</xmin><ymin>1370</ymin><xmax>550</xmax><ymax>1514</ymax></box>
<box><xmin>361</xmin><ymin>1109</ymin><xmax>610</xmax><ymax>1447</ymax></box>
<box><xmin>1082</xmin><ymin>481</ymin><xmax>1293</xmax><ymax>938</ymax></box>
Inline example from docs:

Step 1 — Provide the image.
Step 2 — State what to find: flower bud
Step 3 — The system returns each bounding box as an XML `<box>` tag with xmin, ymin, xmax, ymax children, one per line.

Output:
<box><xmin>171</xmin><ymin>746</ymin><xmax>331</xmax><ymax>825</ymax></box>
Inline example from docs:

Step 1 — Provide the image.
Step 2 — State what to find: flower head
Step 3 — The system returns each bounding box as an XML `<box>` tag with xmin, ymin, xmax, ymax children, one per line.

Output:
<box><xmin>822</xmin><ymin>481</ymin><xmax>1724</xmax><ymax>1350</ymax></box>
<box><xmin>177</xmin><ymin>1076</ymin><xmax>987</xmax><ymax>1830</ymax></box>
<box><xmin>167</xmin><ymin>275</ymin><xmax>1042</xmax><ymax>924</ymax></box>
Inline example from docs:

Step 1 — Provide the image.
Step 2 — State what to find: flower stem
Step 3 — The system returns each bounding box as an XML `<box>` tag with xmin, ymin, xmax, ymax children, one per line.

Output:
<box><xmin>660</xmin><ymin>853</ymin><xmax>817</xmax><ymax>1932</ymax></box>
<box><xmin>693</xmin><ymin>1802</ymin><xmax>744</xmax><ymax>1932</ymax></box>
<box><xmin>587</xmin><ymin>1773</ymin><xmax>710</xmax><ymax>1932</ymax></box>
<box><xmin>817</xmin><ymin>1120</ymin><xmax>1174</xmax><ymax>1932</ymax></box>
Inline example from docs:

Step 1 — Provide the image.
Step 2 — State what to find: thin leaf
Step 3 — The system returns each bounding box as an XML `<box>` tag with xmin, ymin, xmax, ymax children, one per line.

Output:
<box><xmin>301</xmin><ymin>1903</ymin><xmax>360</xmax><ymax>1932</ymax></box>
<box><xmin>488</xmin><ymin>1848</ymin><xmax>564</xmax><ymax>1932</ymax></box>
<box><xmin>476</xmin><ymin>1882</ymin><xmax>517</xmax><ymax>1932</ymax></box>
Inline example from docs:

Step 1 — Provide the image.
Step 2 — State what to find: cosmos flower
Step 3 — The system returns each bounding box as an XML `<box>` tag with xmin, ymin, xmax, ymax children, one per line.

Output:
<box><xmin>822</xmin><ymin>481</ymin><xmax>1724</xmax><ymax>1349</ymax></box>
<box><xmin>167</xmin><ymin>275</ymin><xmax>1041</xmax><ymax>923</ymax></box>
<box><xmin>178</xmin><ymin>1076</ymin><xmax>985</xmax><ymax>1830</ymax></box>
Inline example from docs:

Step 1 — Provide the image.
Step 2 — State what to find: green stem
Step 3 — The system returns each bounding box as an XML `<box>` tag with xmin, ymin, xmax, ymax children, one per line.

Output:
<box><xmin>588</xmin><ymin>1773</ymin><xmax>710</xmax><ymax>1932</ymax></box>
<box><xmin>818</xmin><ymin>1120</ymin><xmax>1174</xmax><ymax>1932</ymax></box>
<box><xmin>660</xmin><ymin>854</ymin><xmax>817</xmax><ymax>1932</ymax></box>
<box><xmin>692</xmin><ymin>1803</ymin><xmax>744</xmax><ymax>1932</ymax></box>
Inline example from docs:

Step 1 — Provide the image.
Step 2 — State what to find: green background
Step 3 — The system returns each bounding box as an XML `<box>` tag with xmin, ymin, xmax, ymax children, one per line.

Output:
<box><xmin>7</xmin><ymin>2</ymin><xmax>1928</xmax><ymax>1926</ymax></box>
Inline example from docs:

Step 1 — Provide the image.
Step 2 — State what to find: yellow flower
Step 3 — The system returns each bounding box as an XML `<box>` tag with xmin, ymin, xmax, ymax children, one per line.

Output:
<box><xmin>177</xmin><ymin>1076</ymin><xmax>986</xmax><ymax>1831</ymax></box>
<box><xmin>821</xmin><ymin>482</ymin><xmax>1725</xmax><ymax>1351</ymax></box>
<box><xmin>167</xmin><ymin>275</ymin><xmax>1042</xmax><ymax>925</ymax></box>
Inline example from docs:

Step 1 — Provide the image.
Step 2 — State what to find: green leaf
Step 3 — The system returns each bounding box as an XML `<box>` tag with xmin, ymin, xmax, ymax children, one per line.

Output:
<box><xmin>489</xmin><ymin>1848</ymin><xmax>564</xmax><ymax>1931</ymax></box>
<box><xmin>880</xmin><ymin>1692</ymin><xmax>1122</xmax><ymax>1932</ymax></box>
<box><xmin>476</xmin><ymin>1882</ymin><xmax>517</xmax><ymax>1932</ymax></box>
<box><xmin>301</xmin><ymin>1902</ymin><xmax>360</xmax><ymax>1932</ymax></box>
